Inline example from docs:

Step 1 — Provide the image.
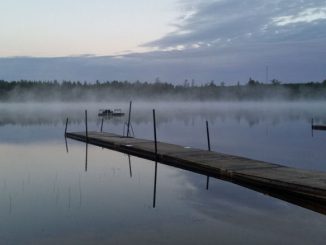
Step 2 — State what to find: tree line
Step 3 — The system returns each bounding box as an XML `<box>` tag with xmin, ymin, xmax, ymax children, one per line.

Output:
<box><xmin>0</xmin><ymin>78</ymin><xmax>326</xmax><ymax>101</ymax></box>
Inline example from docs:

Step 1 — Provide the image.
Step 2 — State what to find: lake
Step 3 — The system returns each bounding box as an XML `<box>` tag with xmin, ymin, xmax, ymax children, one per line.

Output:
<box><xmin>0</xmin><ymin>101</ymin><xmax>325</xmax><ymax>244</ymax></box>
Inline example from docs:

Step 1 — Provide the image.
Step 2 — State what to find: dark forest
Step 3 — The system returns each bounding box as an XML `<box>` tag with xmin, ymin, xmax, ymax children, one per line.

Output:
<box><xmin>1</xmin><ymin>78</ymin><xmax>326</xmax><ymax>101</ymax></box>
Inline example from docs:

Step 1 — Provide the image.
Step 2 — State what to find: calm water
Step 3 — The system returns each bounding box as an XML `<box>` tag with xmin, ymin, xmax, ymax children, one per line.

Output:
<box><xmin>0</xmin><ymin>102</ymin><xmax>326</xmax><ymax>244</ymax></box>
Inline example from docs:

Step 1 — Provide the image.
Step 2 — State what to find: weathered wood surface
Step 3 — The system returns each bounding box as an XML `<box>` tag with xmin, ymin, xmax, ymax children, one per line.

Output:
<box><xmin>66</xmin><ymin>131</ymin><xmax>326</xmax><ymax>213</ymax></box>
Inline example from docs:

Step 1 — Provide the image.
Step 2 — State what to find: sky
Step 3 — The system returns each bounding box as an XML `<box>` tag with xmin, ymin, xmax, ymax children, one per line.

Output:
<box><xmin>0</xmin><ymin>0</ymin><xmax>326</xmax><ymax>84</ymax></box>
<box><xmin>0</xmin><ymin>0</ymin><xmax>179</xmax><ymax>56</ymax></box>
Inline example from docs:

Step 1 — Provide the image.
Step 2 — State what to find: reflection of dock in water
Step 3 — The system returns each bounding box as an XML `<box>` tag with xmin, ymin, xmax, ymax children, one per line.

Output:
<box><xmin>66</xmin><ymin>131</ymin><xmax>326</xmax><ymax>215</ymax></box>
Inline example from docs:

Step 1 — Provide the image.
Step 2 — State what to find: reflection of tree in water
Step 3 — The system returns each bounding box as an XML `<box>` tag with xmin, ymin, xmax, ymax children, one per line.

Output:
<box><xmin>0</xmin><ymin>102</ymin><xmax>326</xmax><ymax>127</ymax></box>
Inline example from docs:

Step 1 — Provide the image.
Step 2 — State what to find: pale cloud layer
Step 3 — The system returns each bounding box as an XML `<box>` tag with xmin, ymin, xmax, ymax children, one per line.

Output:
<box><xmin>145</xmin><ymin>0</ymin><xmax>326</xmax><ymax>49</ymax></box>
<box><xmin>0</xmin><ymin>0</ymin><xmax>325</xmax><ymax>83</ymax></box>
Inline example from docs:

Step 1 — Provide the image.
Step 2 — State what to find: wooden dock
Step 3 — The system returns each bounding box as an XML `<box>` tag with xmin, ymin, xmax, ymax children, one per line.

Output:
<box><xmin>312</xmin><ymin>125</ymin><xmax>326</xmax><ymax>131</ymax></box>
<box><xmin>66</xmin><ymin>131</ymin><xmax>326</xmax><ymax>214</ymax></box>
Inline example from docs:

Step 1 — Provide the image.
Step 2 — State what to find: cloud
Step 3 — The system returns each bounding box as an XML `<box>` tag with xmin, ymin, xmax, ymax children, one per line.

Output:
<box><xmin>144</xmin><ymin>0</ymin><xmax>326</xmax><ymax>49</ymax></box>
<box><xmin>0</xmin><ymin>0</ymin><xmax>325</xmax><ymax>84</ymax></box>
<box><xmin>273</xmin><ymin>7</ymin><xmax>326</xmax><ymax>26</ymax></box>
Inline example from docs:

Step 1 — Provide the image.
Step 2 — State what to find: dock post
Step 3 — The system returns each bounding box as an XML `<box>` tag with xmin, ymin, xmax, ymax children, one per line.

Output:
<box><xmin>206</xmin><ymin>120</ymin><xmax>211</xmax><ymax>190</ymax></box>
<box><xmin>153</xmin><ymin>109</ymin><xmax>158</xmax><ymax>159</ymax></box>
<box><xmin>206</xmin><ymin>120</ymin><xmax>211</xmax><ymax>151</ymax></box>
<box><xmin>152</xmin><ymin>109</ymin><xmax>158</xmax><ymax>208</ymax></box>
<box><xmin>126</xmin><ymin>101</ymin><xmax>132</xmax><ymax>137</ymax></box>
<box><xmin>85</xmin><ymin>110</ymin><xmax>88</xmax><ymax>142</ymax></box>
<box><xmin>100</xmin><ymin>117</ymin><xmax>104</xmax><ymax>132</ymax></box>
<box><xmin>64</xmin><ymin>117</ymin><xmax>69</xmax><ymax>136</ymax></box>
<box><xmin>312</xmin><ymin>118</ymin><xmax>314</xmax><ymax>128</ymax></box>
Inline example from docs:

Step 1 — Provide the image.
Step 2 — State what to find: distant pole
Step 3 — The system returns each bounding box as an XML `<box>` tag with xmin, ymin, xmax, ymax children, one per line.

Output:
<box><xmin>127</xmin><ymin>101</ymin><xmax>132</xmax><ymax>137</ymax></box>
<box><xmin>85</xmin><ymin>110</ymin><xmax>88</xmax><ymax>142</ymax></box>
<box><xmin>100</xmin><ymin>117</ymin><xmax>104</xmax><ymax>132</ymax></box>
<box><xmin>64</xmin><ymin>117</ymin><xmax>69</xmax><ymax>136</ymax></box>
<box><xmin>206</xmin><ymin>120</ymin><xmax>211</xmax><ymax>190</ymax></box>
<box><xmin>153</xmin><ymin>109</ymin><xmax>158</xmax><ymax>159</ymax></box>
<box><xmin>266</xmin><ymin>65</ymin><xmax>269</xmax><ymax>84</ymax></box>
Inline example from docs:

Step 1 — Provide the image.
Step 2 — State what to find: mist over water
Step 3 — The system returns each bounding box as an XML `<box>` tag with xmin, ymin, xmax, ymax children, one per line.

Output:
<box><xmin>0</xmin><ymin>101</ymin><xmax>326</xmax><ymax>244</ymax></box>
<box><xmin>1</xmin><ymin>101</ymin><xmax>326</xmax><ymax>169</ymax></box>
<box><xmin>1</xmin><ymin>101</ymin><xmax>326</xmax><ymax>125</ymax></box>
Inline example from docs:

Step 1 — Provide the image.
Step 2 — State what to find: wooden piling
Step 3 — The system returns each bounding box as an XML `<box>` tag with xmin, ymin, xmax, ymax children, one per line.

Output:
<box><xmin>100</xmin><ymin>117</ymin><xmax>104</xmax><ymax>132</ymax></box>
<box><xmin>153</xmin><ymin>109</ymin><xmax>158</xmax><ymax>207</ymax></box>
<box><xmin>206</xmin><ymin>120</ymin><xmax>211</xmax><ymax>151</ymax></box>
<box><xmin>85</xmin><ymin>110</ymin><xmax>88</xmax><ymax>142</ymax></box>
<box><xmin>64</xmin><ymin>117</ymin><xmax>70</xmax><ymax>153</ymax></box>
<box><xmin>311</xmin><ymin>118</ymin><xmax>314</xmax><ymax>128</ymax></box>
<box><xmin>126</xmin><ymin>101</ymin><xmax>132</xmax><ymax>137</ymax></box>
<box><xmin>206</xmin><ymin>120</ymin><xmax>211</xmax><ymax>190</ymax></box>
<box><xmin>153</xmin><ymin>109</ymin><xmax>158</xmax><ymax>159</ymax></box>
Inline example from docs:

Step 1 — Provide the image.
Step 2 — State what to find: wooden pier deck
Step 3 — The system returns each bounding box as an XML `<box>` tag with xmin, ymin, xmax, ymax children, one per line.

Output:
<box><xmin>312</xmin><ymin>125</ymin><xmax>326</xmax><ymax>131</ymax></box>
<box><xmin>66</xmin><ymin>131</ymin><xmax>326</xmax><ymax>214</ymax></box>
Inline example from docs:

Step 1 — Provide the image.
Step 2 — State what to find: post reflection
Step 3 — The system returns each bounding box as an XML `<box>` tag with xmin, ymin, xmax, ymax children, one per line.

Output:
<box><xmin>85</xmin><ymin>143</ymin><xmax>88</xmax><ymax>172</ymax></box>
<box><xmin>65</xmin><ymin>136</ymin><xmax>69</xmax><ymax>153</ymax></box>
<box><xmin>128</xmin><ymin>155</ymin><xmax>132</xmax><ymax>178</ymax></box>
<box><xmin>206</xmin><ymin>175</ymin><xmax>209</xmax><ymax>190</ymax></box>
<box><xmin>153</xmin><ymin>161</ymin><xmax>158</xmax><ymax>208</ymax></box>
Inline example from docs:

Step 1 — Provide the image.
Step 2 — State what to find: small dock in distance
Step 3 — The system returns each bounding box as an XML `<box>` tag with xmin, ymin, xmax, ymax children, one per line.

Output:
<box><xmin>311</xmin><ymin>118</ymin><xmax>326</xmax><ymax>131</ymax></box>
<box><xmin>66</xmin><ymin>131</ymin><xmax>326</xmax><ymax>214</ymax></box>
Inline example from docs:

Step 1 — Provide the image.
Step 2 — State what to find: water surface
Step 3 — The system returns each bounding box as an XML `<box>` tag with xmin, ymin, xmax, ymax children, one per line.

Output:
<box><xmin>0</xmin><ymin>102</ymin><xmax>325</xmax><ymax>244</ymax></box>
